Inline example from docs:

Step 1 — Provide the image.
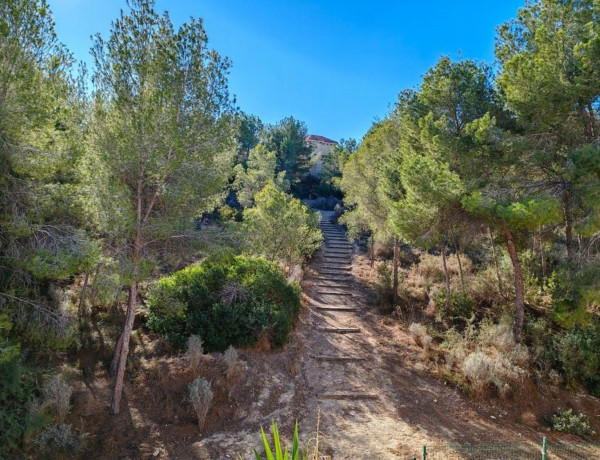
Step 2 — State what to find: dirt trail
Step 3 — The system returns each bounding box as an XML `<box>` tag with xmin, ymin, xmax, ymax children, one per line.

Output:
<box><xmin>292</xmin><ymin>212</ymin><xmax>500</xmax><ymax>458</ymax></box>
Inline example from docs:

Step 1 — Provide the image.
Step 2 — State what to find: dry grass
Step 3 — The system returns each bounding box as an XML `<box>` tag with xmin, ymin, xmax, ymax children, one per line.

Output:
<box><xmin>223</xmin><ymin>345</ymin><xmax>240</xmax><ymax>379</ymax></box>
<box><xmin>442</xmin><ymin>320</ymin><xmax>529</xmax><ymax>397</ymax></box>
<box><xmin>42</xmin><ymin>375</ymin><xmax>72</xmax><ymax>421</ymax></box>
<box><xmin>189</xmin><ymin>377</ymin><xmax>213</xmax><ymax>432</ymax></box>
<box><xmin>186</xmin><ymin>335</ymin><xmax>204</xmax><ymax>375</ymax></box>
<box><xmin>408</xmin><ymin>323</ymin><xmax>432</xmax><ymax>351</ymax></box>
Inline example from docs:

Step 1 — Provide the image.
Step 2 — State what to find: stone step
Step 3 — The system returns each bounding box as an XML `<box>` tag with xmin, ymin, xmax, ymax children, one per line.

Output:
<box><xmin>316</xmin><ymin>291</ymin><xmax>353</xmax><ymax>296</ymax></box>
<box><xmin>319</xmin><ymin>276</ymin><xmax>353</xmax><ymax>281</ymax></box>
<box><xmin>318</xmin><ymin>327</ymin><xmax>361</xmax><ymax>333</ymax></box>
<box><xmin>311</xmin><ymin>355</ymin><xmax>365</xmax><ymax>362</ymax></box>
<box><xmin>316</xmin><ymin>306</ymin><xmax>358</xmax><ymax>312</ymax></box>
<box><xmin>323</xmin><ymin>253</ymin><xmax>352</xmax><ymax>258</ymax></box>
<box><xmin>318</xmin><ymin>265</ymin><xmax>351</xmax><ymax>271</ymax></box>
<box><xmin>317</xmin><ymin>392</ymin><xmax>378</xmax><ymax>400</ymax></box>
<box><xmin>315</xmin><ymin>283</ymin><xmax>352</xmax><ymax>289</ymax></box>
<box><xmin>324</xmin><ymin>251</ymin><xmax>352</xmax><ymax>256</ymax></box>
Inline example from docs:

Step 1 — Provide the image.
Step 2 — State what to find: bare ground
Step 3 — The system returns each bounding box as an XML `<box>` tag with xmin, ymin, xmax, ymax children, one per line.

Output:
<box><xmin>71</xmin><ymin>212</ymin><xmax>600</xmax><ymax>459</ymax></box>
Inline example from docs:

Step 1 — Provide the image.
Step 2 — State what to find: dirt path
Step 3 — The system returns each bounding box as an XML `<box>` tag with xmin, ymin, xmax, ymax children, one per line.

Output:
<box><xmin>293</xmin><ymin>212</ymin><xmax>502</xmax><ymax>458</ymax></box>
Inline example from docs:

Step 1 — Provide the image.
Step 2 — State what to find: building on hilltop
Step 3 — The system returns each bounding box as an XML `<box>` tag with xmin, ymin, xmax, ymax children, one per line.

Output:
<box><xmin>305</xmin><ymin>134</ymin><xmax>338</xmax><ymax>176</ymax></box>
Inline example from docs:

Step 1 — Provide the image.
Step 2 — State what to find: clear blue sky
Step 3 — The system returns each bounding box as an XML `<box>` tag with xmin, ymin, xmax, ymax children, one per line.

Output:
<box><xmin>49</xmin><ymin>0</ymin><xmax>525</xmax><ymax>142</ymax></box>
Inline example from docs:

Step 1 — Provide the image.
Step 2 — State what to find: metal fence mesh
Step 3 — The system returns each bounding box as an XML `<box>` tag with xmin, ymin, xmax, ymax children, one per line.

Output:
<box><xmin>548</xmin><ymin>443</ymin><xmax>600</xmax><ymax>460</ymax></box>
<box><xmin>401</xmin><ymin>440</ymin><xmax>600</xmax><ymax>460</ymax></box>
<box><xmin>422</xmin><ymin>443</ymin><xmax>540</xmax><ymax>459</ymax></box>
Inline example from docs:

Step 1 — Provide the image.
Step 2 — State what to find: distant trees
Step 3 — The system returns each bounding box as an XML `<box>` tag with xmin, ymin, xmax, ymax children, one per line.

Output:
<box><xmin>233</xmin><ymin>144</ymin><xmax>289</xmax><ymax>208</ymax></box>
<box><xmin>263</xmin><ymin>116</ymin><xmax>314</xmax><ymax>190</ymax></box>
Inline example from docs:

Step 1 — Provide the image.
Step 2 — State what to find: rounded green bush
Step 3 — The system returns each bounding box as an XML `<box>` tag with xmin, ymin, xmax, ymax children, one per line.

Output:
<box><xmin>146</xmin><ymin>256</ymin><xmax>300</xmax><ymax>351</ymax></box>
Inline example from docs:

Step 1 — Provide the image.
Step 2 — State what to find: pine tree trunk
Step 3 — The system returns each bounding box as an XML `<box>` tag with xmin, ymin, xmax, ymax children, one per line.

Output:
<box><xmin>456</xmin><ymin>248</ymin><xmax>465</xmax><ymax>292</ymax></box>
<box><xmin>110</xmin><ymin>332</ymin><xmax>123</xmax><ymax>376</ymax></box>
<box><xmin>112</xmin><ymin>177</ymin><xmax>143</xmax><ymax>415</ymax></box>
<box><xmin>539</xmin><ymin>229</ymin><xmax>546</xmax><ymax>291</ymax></box>
<box><xmin>441</xmin><ymin>242</ymin><xmax>450</xmax><ymax>311</ymax></box>
<box><xmin>78</xmin><ymin>273</ymin><xmax>89</xmax><ymax>327</ymax></box>
<box><xmin>488</xmin><ymin>227</ymin><xmax>503</xmax><ymax>295</ymax></box>
<box><xmin>111</xmin><ymin>282</ymin><xmax>137</xmax><ymax>414</ymax></box>
<box><xmin>563</xmin><ymin>197</ymin><xmax>574</xmax><ymax>261</ymax></box>
<box><xmin>392</xmin><ymin>237</ymin><xmax>399</xmax><ymax>306</ymax></box>
<box><xmin>503</xmin><ymin>228</ymin><xmax>525</xmax><ymax>343</ymax></box>
<box><xmin>370</xmin><ymin>233</ymin><xmax>375</xmax><ymax>268</ymax></box>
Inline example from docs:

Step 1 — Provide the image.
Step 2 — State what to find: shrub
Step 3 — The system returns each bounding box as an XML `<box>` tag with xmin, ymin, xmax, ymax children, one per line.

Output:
<box><xmin>186</xmin><ymin>335</ymin><xmax>204</xmax><ymax>374</ymax></box>
<box><xmin>443</xmin><ymin>320</ymin><xmax>529</xmax><ymax>397</ymax></box>
<box><xmin>35</xmin><ymin>422</ymin><xmax>87</xmax><ymax>453</ymax></box>
<box><xmin>418</xmin><ymin>253</ymin><xmax>446</xmax><ymax>282</ymax></box>
<box><xmin>189</xmin><ymin>377</ymin><xmax>213</xmax><ymax>432</ymax></box>
<box><xmin>243</xmin><ymin>182</ymin><xmax>323</xmax><ymax>268</ymax></box>
<box><xmin>0</xmin><ymin>337</ymin><xmax>39</xmax><ymax>457</ymax></box>
<box><xmin>550</xmin><ymin>263</ymin><xmax>600</xmax><ymax>328</ymax></box>
<box><xmin>462</xmin><ymin>351</ymin><xmax>526</xmax><ymax>397</ymax></box>
<box><xmin>551</xmin><ymin>409</ymin><xmax>596</xmax><ymax>437</ymax></box>
<box><xmin>374</xmin><ymin>262</ymin><xmax>395</xmax><ymax>312</ymax></box>
<box><xmin>551</xmin><ymin>326</ymin><xmax>600</xmax><ymax>395</ymax></box>
<box><xmin>42</xmin><ymin>375</ymin><xmax>72</xmax><ymax>421</ymax></box>
<box><xmin>147</xmin><ymin>255</ymin><xmax>301</xmax><ymax>351</ymax></box>
<box><xmin>434</xmin><ymin>290</ymin><xmax>476</xmax><ymax>320</ymax></box>
<box><xmin>409</xmin><ymin>323</ymin><xmax>432</xmax><ymax>350</ymax></box>
<box><xmin>223</xmin><ymin>345</ymin><xmax>239</xmax><ymax>379</ymax></box>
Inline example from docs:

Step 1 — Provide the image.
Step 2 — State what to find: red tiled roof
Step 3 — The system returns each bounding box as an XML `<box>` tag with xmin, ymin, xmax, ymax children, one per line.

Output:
<box><xmin>305</xmin><ymin>134</ymin><xmax>338</xmax><ymax>144</ymax></box>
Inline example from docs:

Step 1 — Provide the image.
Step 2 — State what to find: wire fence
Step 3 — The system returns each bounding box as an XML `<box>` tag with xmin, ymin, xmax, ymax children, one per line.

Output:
<box><xmin>405</xmin><ymin>438</ymin><xmax>600</xmax><ymax>459</ymax></box>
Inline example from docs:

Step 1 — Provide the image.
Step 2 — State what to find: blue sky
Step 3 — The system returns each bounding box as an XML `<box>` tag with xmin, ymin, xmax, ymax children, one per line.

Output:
<box><xmin>49</xmin><ymin>0</ymin><xmax>525</xmax><ymax>142</ymax></box>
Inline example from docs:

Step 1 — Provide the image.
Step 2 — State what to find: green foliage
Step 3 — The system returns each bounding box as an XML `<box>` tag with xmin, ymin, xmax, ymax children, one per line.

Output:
<box><xmin>147</xmin><ymin>256</ymin><xmax>301</xmax><ymax>351</ymax></box>
<box><xmin>462</xmin><ymin>192</ymin><xmax>560</xmax><ymax>231</ymax></box>
<box><xmin>551</xmin><ymin>409</ymin><xmax>596</xmax><ymax>437</ymax></box>
<box><xmin>249</xmin><ymin>420</ymin><xmax>300</xmax><ymax>460</ymax></box>
<box><xmin>234</xmin><ymin>112</ymin><xmax>263</xmax><ymax>163</ymax></box>
<box><xmin>0</xmin><ymin>333</ymin><xmax>42</xmax><ymax>457</ymax></box>
<box><xmin>374</xmin><ymin>263</ymin><xmax>395</xmax><ymax>313</ymax></box>
<box><xmin>234</xmin><ymin>144</ymin><xmax>290</xmax><ymax>208</ymax></box>
<box><xmin>434</xmin><ymin>291</ymin><xmax>476</xmax><ymax>321</ymax></box>
<box><xmin>263</xmin><ymin>116</ymin><xmax>313</xmax><ymax>189</ymax></box>
<box><xmin>551</xmin><ymin>326</ymin><xmax>600</xmax><ymax>395</ymax></box>
<box><xmin>550</xmin><ymin>263</ymin><xmax>600</xmax><ymax>328</ymax></box>
<box><xmin>243</xmin><ymin>182</ymin><xmax>322</xmax><ymax>268</ymax></box>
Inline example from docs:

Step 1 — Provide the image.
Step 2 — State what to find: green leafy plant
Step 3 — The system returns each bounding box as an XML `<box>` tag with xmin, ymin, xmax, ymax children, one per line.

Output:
<box><xmin>434</xmin><ymin>290</ymin><xmax>476</xmax><ymax>320</ymax></box>
<box><xmin>551</xmin><ymin>409</ymin><xmax>596</xmax><ymax>437</ymax></box>
<box><xmin>247</xmin><ymin>420</ymin><xmax>300</xmax><ymax>460</ymax></box>
<box><xmin>551</xmin><ymin>326</ymin><xmax>600</xmax><ymax>395</ymax></box>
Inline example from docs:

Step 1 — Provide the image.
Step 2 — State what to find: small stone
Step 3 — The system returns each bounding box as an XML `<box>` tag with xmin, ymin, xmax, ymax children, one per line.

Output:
<box><xmin>153</xmin><ymin>448</ymin><xmax>161</xmax><ymax>456</ymax></box>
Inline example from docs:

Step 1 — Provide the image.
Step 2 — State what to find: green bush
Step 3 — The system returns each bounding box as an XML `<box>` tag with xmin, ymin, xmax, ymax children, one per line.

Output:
<box><xmin>551</xmin><ymin>326</ymin><xmax>600</xmax><ymax>395</ymax></box>
<box><xmin>551</xmin><ymin>409</ymin><xmax>596</xmax><ymax>437</ymax></box>
<box><xmin>0</xmin><ymin>315</ymin><xmax>45</xmax><ymax>457</ymax></box>
<box><xmin>550</xmin><ymin>263</ymin><xmax>600</xmax><ymax>328</ymax></box>
<box><xmin>146</xmin><ymin>256</ymin><xmax>301</xmax><ymax>351</ymax></box>
<box><xmin>434</xmin><ymin>290</ymin><xmax>476</xmax><ymax>320</ymax></box>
